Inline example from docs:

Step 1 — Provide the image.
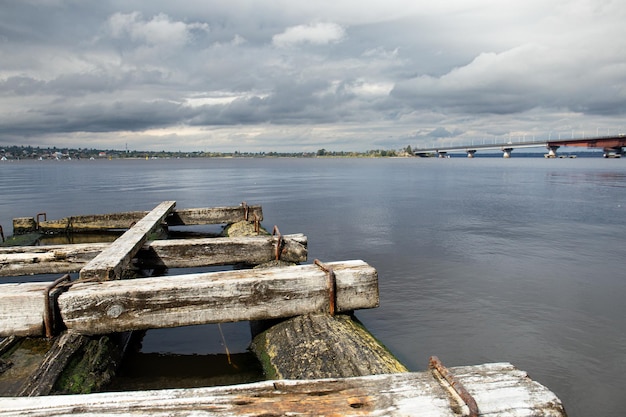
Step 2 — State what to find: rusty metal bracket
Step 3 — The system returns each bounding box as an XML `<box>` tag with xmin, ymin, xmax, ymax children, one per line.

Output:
<box><xmin>314</xmin><ymin>259</ymin><xmax>337</xmax><ymax>316</ymax></box>
<box><xmin>44</xmin><ymin>274</ymin><xmax>72</xmax><ymax>338</ymax></box>
<box><xmin>36</xmin><ymin>212</ymin><xmax>47</xmax><ymax>230</ymax></box>
<box><xmin>429</xmin><ymin>356</ymin><xmax>479</xmax><ymax>417</ymax></box>
<box><xmin>272</xmin><ymin>225</ymin><xmax>284</xmax><ymax>260</ymax></box>
<box><xmin>241</xmin><ymin>201</ymin><xmax>249</xmax><ymax>221</ymax></box>
<box><xmin>0</xmin><ymin>224</ymin><xmax>4</xmax><ymax>243</ymax></box>
<box><xmin>254</xmin><ymin>213</ymin><xmax>260</xmax><ymax>234</ymax></box>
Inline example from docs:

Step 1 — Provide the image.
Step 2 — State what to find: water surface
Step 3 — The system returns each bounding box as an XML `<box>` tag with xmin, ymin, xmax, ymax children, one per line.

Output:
<box><xmin>1</xmin><ymin>157</ymin><xmax>625</xmax><ymax>416</ymax></box>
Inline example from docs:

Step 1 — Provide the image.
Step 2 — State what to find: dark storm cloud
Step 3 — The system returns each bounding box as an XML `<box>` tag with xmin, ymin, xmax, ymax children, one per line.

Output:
<box><xmin>1</xmin><ymin>1</ymin><xmax>625</xmax><ymax>151</ymax></box>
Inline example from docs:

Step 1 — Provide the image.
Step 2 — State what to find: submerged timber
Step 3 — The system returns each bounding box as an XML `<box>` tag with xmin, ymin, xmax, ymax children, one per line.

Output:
<box><xmin>0</xmin><ymin>202</ymin><xmax>567</xmax><ymax>416</ymax></box>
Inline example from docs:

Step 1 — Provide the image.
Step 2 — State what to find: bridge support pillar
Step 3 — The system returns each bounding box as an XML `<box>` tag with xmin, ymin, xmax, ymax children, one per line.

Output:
<box><xmin>466</xmin><ymin>150</ymin><xmax>476</xmax><ymax>158</ymax></box>
<box><xmin>545</xmin><ymin>145</ymin><xmax>560</xmax><ymax>158</ymax></box>
<box><xmin>502</xmin><ymin>148</ymin><xmax>513</xmax><ymax>158</ymax></box>
<box><xmin>603</xmin><ymin>147</ymin><xmax>623</xmax><ymax>158</ymax></box>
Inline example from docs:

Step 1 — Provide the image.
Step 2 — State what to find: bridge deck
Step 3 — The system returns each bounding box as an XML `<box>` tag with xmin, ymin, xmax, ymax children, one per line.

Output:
<box><xmin>414</xmin><ymin>135</ymin><xmax>625</xmax><ymax>154</ymax></box>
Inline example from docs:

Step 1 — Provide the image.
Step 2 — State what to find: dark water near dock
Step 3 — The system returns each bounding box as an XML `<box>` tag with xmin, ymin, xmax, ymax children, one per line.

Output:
<box><xmin>1</xmin><ymin>157</ymin><xmax>625</xmax><ymax>416</ymax></box>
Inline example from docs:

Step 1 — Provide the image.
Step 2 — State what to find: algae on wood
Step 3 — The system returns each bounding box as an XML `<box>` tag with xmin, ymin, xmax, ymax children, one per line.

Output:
<box><xmin>250</xmin><ymin>313</ymin><xmax>408</xmax><ymax>380</ymax></box>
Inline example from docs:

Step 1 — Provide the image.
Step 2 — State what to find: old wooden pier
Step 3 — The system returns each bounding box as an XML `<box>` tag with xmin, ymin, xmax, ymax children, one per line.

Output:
<box><xmin>0</xmin><ymin>202</ymin><xmax>567</xmax><ymax>416</ymax></box>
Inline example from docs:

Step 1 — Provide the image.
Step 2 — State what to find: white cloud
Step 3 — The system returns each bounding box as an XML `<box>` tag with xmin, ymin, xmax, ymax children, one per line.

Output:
<box><xmin>272</xmin><ymin>22</ymin><xmax>345</xmax><ymax>48</ymax></box>
<box><xmin>106</xmin><ymin>12</ymin><xmax>209</xmax><ymax>46</ymax></box>
<box><xmin>1</xmin><ymin>1</ymin><xmax>626</xmax><ymax>151</ymax></box>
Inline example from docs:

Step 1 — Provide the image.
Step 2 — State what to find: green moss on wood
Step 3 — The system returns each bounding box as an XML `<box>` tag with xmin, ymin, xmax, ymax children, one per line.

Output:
<box><xmin>0</xmin><ymin>233</ymin><xmax>42</xmax><ymax>247</ymax></box>
<box><xmin>222</xmin><ymin>221</ymin><xmax>269</xmax><ymax>237</ymax></box>
<box><xmin>250</xmin><ymin>313</ymin><xmax>408</xmax><ymax>380</ymax></box>
<box><xmin>54</xmin><ymin>336</ymin><xmax>121</xmax><ymax>394</ymax></box>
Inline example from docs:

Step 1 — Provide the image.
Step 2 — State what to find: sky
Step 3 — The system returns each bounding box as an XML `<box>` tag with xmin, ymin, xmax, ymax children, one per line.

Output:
<box><xmin>1</xmin><ymin>0</ymin><xmax>625</xmax><ymax>152</ymax></box>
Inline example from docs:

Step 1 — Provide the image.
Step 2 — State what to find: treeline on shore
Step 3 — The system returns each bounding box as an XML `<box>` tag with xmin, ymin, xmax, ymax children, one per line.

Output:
<box><xmin>1</xmin><ymin>145</ymin><xmax>415</xmax><ymax>160</ymax></box>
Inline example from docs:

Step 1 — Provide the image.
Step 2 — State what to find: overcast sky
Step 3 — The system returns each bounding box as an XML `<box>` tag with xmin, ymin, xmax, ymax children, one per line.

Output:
<box><xmin>1</xmin><ymin>0</ymin><xmax>625</xmax><ymax>152</ymax></box>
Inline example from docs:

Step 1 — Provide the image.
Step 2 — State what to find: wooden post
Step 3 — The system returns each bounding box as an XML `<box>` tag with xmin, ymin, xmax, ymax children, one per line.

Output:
<box><xmin>79</xmin><ymin>201</ymin><xmax>176</xmax><ymax>281</ymax></box>
<box><xmin>250</xmin><ymin>313</ymin><xmax>408</xmax><ymax>380</ymax></box>
<box><xmin>11</xmin><ymin>218</ymin><xmax>37</xmax><ymax>235</ymax></box>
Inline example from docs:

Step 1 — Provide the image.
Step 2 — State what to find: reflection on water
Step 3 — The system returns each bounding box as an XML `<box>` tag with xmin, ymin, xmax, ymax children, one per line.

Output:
<box><xmin>1</xmin><ymin>158</ymin><xmax>625</xmax><ymax>416</ymax></box>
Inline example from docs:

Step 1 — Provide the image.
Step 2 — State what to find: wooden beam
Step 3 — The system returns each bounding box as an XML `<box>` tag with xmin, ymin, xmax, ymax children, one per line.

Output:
<box><xmin>136</xmin><ymin>234</ymin><xmax>306</xmax><ymax>268</ymax></box>
<box><xmin>0</xmin><ymin>282</ymin><xmax>49</xmax><ymax>337</ymax></box>
<box><xmin>0</xmin><ymin>363</ymin><xmax>567</xmax><ymax>416</ymax></box>
<box><xmin>59</xmin><ymin>260</ymin><xmax>378</xmax><ymax>335</ymax></box>
<box><xmin>167</xmin><ymin>206</ymin><xmax>263</xmax><ymax>226</ymax></box>
<box><xmin>33</xmin><ymin>205</ymin><xmax>262</xmax><ymax>233</ymax></box>
<box><xmin>78</xmin><ymin>201</ymin><xmax>176</xmax><ymax>281</ymax></box>
<box><xmin>0</xmin><ymin>243</ymin><xmax>108</xmax><ymax>277</ymax></box>
<box><xmin>0</xmin><ymin>260</ymin><xmax>372</xmax><ymax>337</ymax></box>
<box><xmin>0</xmin><ymin>234</ymin><xmax>308</xmax><ymax>277</ymax></box>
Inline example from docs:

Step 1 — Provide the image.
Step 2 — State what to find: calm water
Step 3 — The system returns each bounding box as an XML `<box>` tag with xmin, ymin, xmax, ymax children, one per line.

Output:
<box><xmin>1</xmin><ymin>157</ymin><xmax>625</xmax><ymax>416</ymax></box>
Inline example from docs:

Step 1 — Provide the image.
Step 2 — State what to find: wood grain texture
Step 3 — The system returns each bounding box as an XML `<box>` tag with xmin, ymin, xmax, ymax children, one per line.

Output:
<box><xmin>59</xmin><ymin>260</ymin><xmax>378</xmax><ymax>335</ymax></box>
<box><xmin>251</xmin><ymin>313</ymin><xmax>408</xmax><ymax>380</ymax></box>
<box><xmin>35</xmin><ymin>205</ymin><xmax>263</xmax><ymax>233</ymax></box>
<box><xmin>0</xmin><ymin>282</ymin><xmax>49</xmax><ymax>336</ymax></box>
<box><xmin>0</xmin><ymin>363</ymin><xmax>567</xmax><ymax>416</ymax></box>
<box><xmin>0</xmin><ymin>234</ymin><xmax>307</xmax><ymax>277</ymax></box>
<box><xmin>78</xmin><ymin>201</ymin><xmax>175</xmax><ymax>281</ymax></box>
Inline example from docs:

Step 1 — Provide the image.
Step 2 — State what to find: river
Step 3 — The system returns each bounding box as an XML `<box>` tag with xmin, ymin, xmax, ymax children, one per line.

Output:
<box><xmin>1</xmin><ymin>156</ymin><xmax>625</xmax><ymax>416</ymax></box>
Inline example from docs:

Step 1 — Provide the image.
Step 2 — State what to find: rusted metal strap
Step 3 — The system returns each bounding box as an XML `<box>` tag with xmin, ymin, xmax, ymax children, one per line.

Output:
<box><xmin>36</xmin><ymin>212</ymin><xmax>47</xmax><ymax>230</ymax></box>
<box><xmin>429</xmin><ymin>356</ymin><xmax>479</xmax><ymax>417</ymax></box>
<box><xmin>44</xmin><ymin>274</ymin><xmax>72</xmax><ymax>338</ymax></box>
<box><xmin>272</xmin><ymin>225</ymin><xmax>284</xmax><ymax>260</ymax></box>
<box><xmin>254</xmin><ymin>213</ymin><xmax>260</xmax><ymax>234</ymax></box>
<box><xmin>314</xmin><ymin>259</ymin><xmax>337</xmax><ymax>316</ymax></box>
<box><xmin>241</xmin><ymin>201</ymin><xmax>249</xmax><ymax>221</ymax></box>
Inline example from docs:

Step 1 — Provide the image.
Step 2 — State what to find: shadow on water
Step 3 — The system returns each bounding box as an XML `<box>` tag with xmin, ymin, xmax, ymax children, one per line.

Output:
<box><xmin>108</xmin><ymin>351</ymin><xmax>264</xmax><ymax>391</ymax></box>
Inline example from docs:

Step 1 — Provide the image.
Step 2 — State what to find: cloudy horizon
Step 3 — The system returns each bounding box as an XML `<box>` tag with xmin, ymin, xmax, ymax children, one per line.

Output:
<box><xmin>1</xmin><ymin>1</ymin><xmax>625</xmax><ymax>152</ymax></box>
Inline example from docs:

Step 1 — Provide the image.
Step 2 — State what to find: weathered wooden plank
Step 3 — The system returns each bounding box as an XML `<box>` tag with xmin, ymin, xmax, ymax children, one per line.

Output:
<box><xmin>251</xmin><ymin>313</ymin><xmax>408</xmax><ymax>380</ymax></box>
<box><xmin>0</xmin><ymin>363</ymin><xmax>567</xmax><ymax>416</ymax></box>
<box><xmin>16</xmin><ymin>332</ymin><xmax>88</xmax><ymax>396</ymax></box>
<box><xmin>136</xmin><ymin>233</ymin><xmax>306</xmax><ymax>268</ymax></box>
<box><xmin>0</xmin><ymin>282</ymin><xmax>49</xmax><ymax>337</ymax></box>
<box><xmin>79</xmin><ymin>201</ymin><xmax>176</xmax><ymax>281</ymax></box>
<box><xmin>0</xmin><ymin>234</ymin><xmax>307</xmax><ymax>277</ymax></box>
<box><xmin>32</xmin><ymin>205</ymin><xmax>262</xmax><ymax>233</ymax></box>
<box><xmin>0</xmin><ymin>243</ymin><xmax>108</xmax><ymax>277</ymax></box>
<box><xmin>59</xmin><ymin>260</ymin><xmax>378</xmax><ymax>335</ymax></box>
<box><xmin>168</xmin><ymin>206</ymin><xmax>263</xmax><ymax>226</ymax></box>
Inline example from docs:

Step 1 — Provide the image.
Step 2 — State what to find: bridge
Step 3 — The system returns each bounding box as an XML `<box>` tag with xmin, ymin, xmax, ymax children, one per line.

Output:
<box><xmin>413</xmin><ymin>135</ymin><xmax>626</xmax><ymax>158</ymax></box>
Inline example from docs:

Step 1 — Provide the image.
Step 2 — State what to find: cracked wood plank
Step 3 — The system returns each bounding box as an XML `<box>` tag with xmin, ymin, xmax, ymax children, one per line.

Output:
<box><xmin>0</xmin><ymin>363</ymin><xmax>567</xmax><ymax>416</ymax></box>
<box><xmin>59</xmin><ymin>260</ymin><xmax>378</xmax><ymax>335</ymax></box>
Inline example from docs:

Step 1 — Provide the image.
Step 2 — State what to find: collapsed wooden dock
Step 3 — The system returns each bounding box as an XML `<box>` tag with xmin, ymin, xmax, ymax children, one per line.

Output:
<box><xmin>0</xmin><ymin>202</ymin><xmax>567</xmax><ymax>416</ymax></box>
